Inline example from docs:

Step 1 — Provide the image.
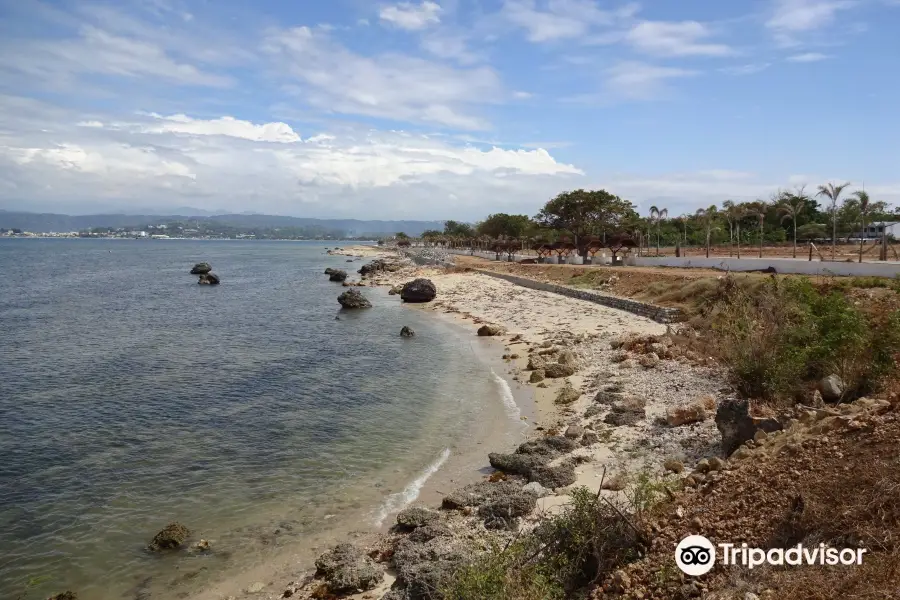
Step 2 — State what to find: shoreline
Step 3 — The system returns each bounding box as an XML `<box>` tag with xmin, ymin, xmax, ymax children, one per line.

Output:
<box><xmin>195</xmin><ymin>242</ymin><xmax>732</xmax><ymax>600</ymax></box>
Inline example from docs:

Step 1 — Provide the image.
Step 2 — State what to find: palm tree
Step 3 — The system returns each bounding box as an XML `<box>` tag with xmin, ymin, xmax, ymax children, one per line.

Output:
<box><xmin>853</xmin><ymin>190</ymin><xmax>872</xmax><ymax>263</ymax></box>
<box><xmin>695</xmin><ymin>205</ymin><xmax>718</xmax><ymax>258</ymax></box>
<box><xmin>776</xmin><ymin>186</ymin><xmax>809</xmax><ymax>259</ymax></box>
<box><xmin>746</xmin><ymin>200</ymin><xmax>770</xmax><ymax>258</ymax></box>
<box><xmin>677</xmin><ymin>215</ymin><xmax>688</xmax><ymax>246</ymax></box>
<box><xmin>722</xmin><ymin>200</ymin><xmax>745</xmax><ymax>258</ymax></box>
<box><xmin>649</xmin><ymin>205</ymin><xmax>668</xmax><ymax>256</ymax></box>
<box><xmin>816</xmin><ymin>181</ymin><xmax>851</xmax><ymax>261</ymax></box>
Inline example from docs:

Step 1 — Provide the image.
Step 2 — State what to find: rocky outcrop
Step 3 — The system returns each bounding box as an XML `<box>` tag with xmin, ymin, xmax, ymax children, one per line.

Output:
<box><xmin>715</xmin><ymin>398</ymin><xmax>782</xmax><ymax>455</ymax></box>
<box><xmin>198</xmin><ymin>273</ymin><xmax>220</xmax><ymax>285</ymax></box>
<box><xmin>324</xmin><ymin>267</ymin><xmax>337</xmax><ymax>275</ymax></box>
<box><xmin>190</xmin><ymin>262</ymin><xmax>211</xmax><ymax>275</ymax></box>
<box><xmin>477</xmin><ymin>324</ymin><xmax>506</xmax><ymax>336</ymax></box>
<box><xmin>329</xmin><ymin>269</ymin><xmax>348</xmax><ymax>282</ymax></box>
<box><xmin>388</xmin><ymin>284</ymin><xmax>403</xmax><ymax>295</ymax></box>
<box><xmin>400</xmin><ymin>278</ymin><xmax>437</xmax><ymax>303</ymax></box>
<box><xmin>400</xmin><ymin>326</ymin><xmax>415</xmax><ymax>337</ymax></box>
<box><xmin>338</xmin><ymin>289</ymin><xmax>372</xmax><ymax>309</ymax></box>
<box><xmin>603</xmin><ymin>396</ymin><xmax>646</xmax><ymax>427</ymax></box>
<box><xmin>565</xmin><ymin>424</ymin><xmax>584</xmax><ymax>439</ymax></box>
<box><xmin>442</xmin><ymin>480</ymin><xmax>526</xmax><ymax>510</ymax></box>
<box><xmin>530</xmin><ymin>461</ymin><xmax>577</xmax><ymax>488</ymax></box>
<box><xmin>396</xmin><ymin>507</ymin><xmax>440</xmax><ymax>530</ymax></box>
<box><xmin>315</xmin><ymin>543</ymin><xmax>383</xmax><ymax>594</ymax></box>
<box><xmin>478</xmin><ymin>492</ymin><xmax>538</xmax><ymax>529</ymax></box>
<box><xmin>529</xmin><ymin>369</ymin><xmax>545</xmax><ymax>383</ymax></box>
<box><xmin>148</xmin><ymin>522</ymin><xmax>190</xmax><ymax>551</ymax></box>
<box><xmin>358</xmin><ymin>259</ymin><xmax>388</xmax><ymax>277</ymax></box>
<box><xmin>666</xmin><ymin>396</ymin><xmax>715</xmax><ymax>427</ymax></box>
<box><xmin>47</xmin><ymin>592</ymin><xmax>77</xmax><ymax>600</ymax></box>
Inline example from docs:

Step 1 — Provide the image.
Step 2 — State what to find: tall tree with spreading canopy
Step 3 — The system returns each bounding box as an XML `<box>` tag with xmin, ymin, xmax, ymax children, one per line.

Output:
<box><xmin>649</xmin><ymin>205</ymin><xmax>668</xmax><ymax>256</ymax></box>
<box><xmin>816</xmin><ymin>181</ymin><xmax>851</xmax><ymax>261</ymax></box>
<box><xmin>443</xmin><ymin>220</ymin><xmax>474</xmax><ymax>239</ymax></box>
<box><xmin>534</xmin><ymin>189</ymin><xmax>637</xmax><ymax>258</ymax></box>
<box><xmin>777</xmin><ymin>186</ymin><xmax>810</xmax><ymax>258</ymax></box>
<box><xmin>476</xmin><ymin>213</ymin><xmax>533</xmax><ymax>239</ymax></box>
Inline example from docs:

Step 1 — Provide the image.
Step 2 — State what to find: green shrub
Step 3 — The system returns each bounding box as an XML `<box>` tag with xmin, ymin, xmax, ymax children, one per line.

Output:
<box><xmin>710</xmin><ymin>276</ymin><xmax>900</xmax><ymax>402</ymax></box>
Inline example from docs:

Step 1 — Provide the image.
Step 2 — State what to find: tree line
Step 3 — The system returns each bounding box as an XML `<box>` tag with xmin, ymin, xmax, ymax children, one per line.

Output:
<box><xmin>394</xmin><ymin>183</ymin><xmax>899</xmax><ymax>263</ymax></box>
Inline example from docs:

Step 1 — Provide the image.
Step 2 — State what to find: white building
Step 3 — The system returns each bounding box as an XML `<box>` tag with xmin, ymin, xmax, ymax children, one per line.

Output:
<box><xmin>858</xmin><ymin>221</ymin><xmax>899</xmax><ymax>239</ymax></box>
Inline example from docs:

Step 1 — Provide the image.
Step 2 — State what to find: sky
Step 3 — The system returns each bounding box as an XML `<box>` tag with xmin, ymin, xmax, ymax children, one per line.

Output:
<box><xmin>1</xmin><ymin>0</ymin><xmax>899</xmax><ymax>220</ymax></box>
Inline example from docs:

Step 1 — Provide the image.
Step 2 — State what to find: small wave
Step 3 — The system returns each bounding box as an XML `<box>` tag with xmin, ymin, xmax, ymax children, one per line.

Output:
<box><xmin>491</xmin><ymin>368</ymin><xmax>522</xmax><ymax>422</ymax></box>
<box><xmin>373</xmin><ymin>448</ymin><xmax>451</xmax><ymax>527</ymax></box>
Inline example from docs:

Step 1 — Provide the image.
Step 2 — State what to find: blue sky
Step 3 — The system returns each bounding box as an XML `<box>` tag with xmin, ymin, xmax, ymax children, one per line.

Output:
<box><xmin>1</xmin><ymin>0</ymin><xmax>899</xmax><ymax>219</ymax></box>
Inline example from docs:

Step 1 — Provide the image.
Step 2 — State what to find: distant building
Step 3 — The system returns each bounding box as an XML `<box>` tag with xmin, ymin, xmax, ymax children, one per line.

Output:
<box><xmin>150</xmin><ymin>234</ymin><xmax>170</xmax><ymax>239</ymax></box>
<box><xmin>857</xmin><ymin>221</ymin><xmax>899</xmax><ymax>239</ymax></box>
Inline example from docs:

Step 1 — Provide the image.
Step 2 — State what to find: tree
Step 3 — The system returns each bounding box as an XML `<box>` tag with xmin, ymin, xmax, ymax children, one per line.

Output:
<box><xmin>722</xmin><ymin>201</ymin><xmax>746</xmax><ymax>258</ymax></box>
<box><xmin>676</xmin><ymin>215</ymin><xmax>689</xmax><ymax>246</ymax></box>
<box><xmin>695</xmin><ymin>206</ymin><xmax>719</xmax><ymax>258</ymax></box>
<box><xmin>746</xmin><ymin>200</ymin><xmax>770</xmax><ymax>259</ymax></box>
<box><xmin>395</xmin><ymin>232</ymin><xmax>409</xmax><ymax>240</ymax></box>
<box><xmin>476</xmin><ymin>213</ymin><xmax>533</xmax><ymax>239</ymax></box>
<box><xmin>816</xmin><ymin>181</ymin><xmax>851</xmax><ymax>261</ymax></box>
<box><xmin>777</xmin><ymin>186</ymin><xmax>810</xmax><ymax>258</ymax></box>
<box><xmin>534</xmin><ymin>189</ymin><xmax>637</xmax><ymax>258</ymax></box>
<box><xmin>649</xmin><ymin>205</ymin><xmax>668</xmax><ymax>256</ymax></box>
<box><xmin>797</xmin><ymin>223</ymin><xmax>828</xmax><ymax>240</ymax></box>
<box><xmin>443</xmin><ymin>220</ymin><xmax>474</xmax><ymax>238</ymax></box>
<box><xmin>852</xmin><ymin>190</ymin><xmax>881</xmax><ymax>263</ymax></box>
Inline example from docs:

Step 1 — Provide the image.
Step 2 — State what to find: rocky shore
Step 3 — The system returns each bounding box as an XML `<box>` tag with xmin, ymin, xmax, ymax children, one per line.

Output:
<box><xmin>257</xmin><ymin>245</ymin><xmax>738</xmax><ymax>600</ymax></box>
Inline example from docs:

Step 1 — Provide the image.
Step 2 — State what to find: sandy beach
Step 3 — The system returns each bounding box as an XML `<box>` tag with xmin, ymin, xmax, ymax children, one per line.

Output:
<box><xmin>252</xmin><ymin>244</ymin><xmax>731</xmax><ymax>599</ymax></box>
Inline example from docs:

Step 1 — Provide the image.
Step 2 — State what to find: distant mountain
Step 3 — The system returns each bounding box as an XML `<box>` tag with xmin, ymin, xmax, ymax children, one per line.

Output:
<box><xmin>0</xmin><ymin>210</ymin><xmax>446</xmax><ymax>237</ymax></box>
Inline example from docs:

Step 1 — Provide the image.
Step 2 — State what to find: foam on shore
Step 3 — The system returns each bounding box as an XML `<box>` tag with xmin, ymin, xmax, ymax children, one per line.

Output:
<box><xmin>491</xmin><ymin>368</ymin><xmax>523</xmax><ymax>423</ymax></box>
<box><xmin>373</xmin><ymin>448</ymin><xmax>451</xmax><ymax>527</ymax></box>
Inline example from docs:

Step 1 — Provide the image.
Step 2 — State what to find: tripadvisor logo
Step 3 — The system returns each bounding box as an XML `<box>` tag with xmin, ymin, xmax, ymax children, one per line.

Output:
<box><xmin>675</xmin><ymin>535</ymin><xmax>868</xmax><ymax>576</ymax></box>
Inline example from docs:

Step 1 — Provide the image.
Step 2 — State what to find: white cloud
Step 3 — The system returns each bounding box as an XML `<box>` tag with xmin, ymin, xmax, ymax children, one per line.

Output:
<box><xmin>767</xmin><ymin>0</ymin><xmax>856</xmax><ymax>32</ymax></box>
<box><xmin>786</xmin><ymin>51</ymin><xmax>830</xmax><ymax>62</ymax></box>
<box><xmin>605</xmin><ymin>61</ymin><xmax>699</xmax><ymax>100</ymax></box>
<box><xmin>626</xmin><ymin>21</ymin><xmax>734</xmax><ymax>57</ymax></box>
<box><xmin>1</xmin><ymin>25</ymin><xmax>231</xmax><ymax>87</ymax></box>
<box><xmin>379</xmin><ymin>1</ymin><xmax>442</xmax><ymax>30</ymax></box>
<box><xmin>420</xmin><ymin>32</ymin><xmax>481</xmax><ymax>64</ymax></box>
<box><xmin>144</xmin><ymin>114</ymin><xmax>302</xmax><ymax>143</ymax></box>
<box><xmin>263</xmin><ymin>27</ymin><xmax>503</xmax><ymax>130</ymax></box>
<box><xmin>501</xmin><ymin>0</ymin><xmax>635</xmax><ymax>42</ymax></box>
<box><xmin>0</xmin><ymin>99</ymin><xmax>583</xmax><ymax>218</ymax></box>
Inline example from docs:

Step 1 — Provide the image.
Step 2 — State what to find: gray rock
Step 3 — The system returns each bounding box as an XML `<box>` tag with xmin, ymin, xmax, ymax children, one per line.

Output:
<box><xmin>544</xmin><ymin>363</ymin><xmax>575</xmax><ymax>378</ymax></box>
<box><xmin>148</xmin><ymin>522</ymin><xmax>190</xmax><ymax>551</ymax></box>
<box><xmin>396</xmin><ymin>507</ymin><xmax>439</xmax><ymax>529</ymax></box>
<box><xmin>477</xmin><ymin>492</ymin><xmax>537</xmax><ymax>520</ymax></box>
<box><xmin>529</xmin><ymin>369</ymin><xmax>545</xmax><ymax>383</ymax></box>
<box><xmin>716</xmin><ymin>398</ymin><xmax>782</xmax><ymax>455</ymax></box>
<box><xmin>441</xmin><ymin>480</ymin><xmax>525</xmax><ymax>510</ymax></box>
<box><xmin>198</xmin><ymin>273</ymin><xmax>220</xmax><ymax>285</ymax></box>
<box><xmin>529</xmin><ymin>461</ymin><xmax>577</xmax><ymax>488</ymax></box>
<box><xmin>516</xmin><ymin>436</ymin><xmax>578</xmax><ymax>455</ymax></box>
<box><xmin>557</xmin><ymin>350</ymin><xmax>577</xmax><ymax>366</ymax></box>
<box><xmin>488</xmin><ymin>452</ymin><xmax>543</xmax><ymax>476</ymax></box>
<box><xmin>329</xmin><ymin>269</ymin><xmax>348</xmax><ymax>282</ymax></box>
<box><xmin>522</xmin><ymin>481</ymin><xmax>550</xmax><ymax>497</ymax></box>
<box><xmin>584</xmin><ymin>405</ymin><xmax>603</xmax><ymax>418</ymax></box>
<box><xmin>603</xmin><ymin>396</ymin><xmax>646</xmax><ymax>427</ymax></box>
<box><xmin>400</xmin><ymin>326</ymin><xmax>415</xmax><ymax>337</ymax></box>
<box><xmin>564</xmin><ymin>424</ymin><xmax>584</xmax><ymax>439</ymax></box>
<box><xmin>338</xmin><ymin>289</ymin><xmax>372</xmax><ymax>309</ymax></box>
<box><xmin>819</xmin><ymin>374</ymin><xmax>845</xmax><ymax>402</ymax></box>
<box><xmin>315</xmin><ymin>543</ymin><xmax>383</xmax><ymax>594</ymax></box>
<box><xmin>581</xmin><ymin>431</ymin><xmax>600</xmax><ymax>446</ymax></box>
<box><xmin>407</xmin><ymin>524</ymin><xmax>452</xmax><ymax>543</ymax></box>
<box><xmin>190</xmin><ymin>262</ymin><xmax>212</xmax><ymax>275</ymax></box>
<box><xmin>400</xmin><ymin>278</ymin><xmax>437</xmax><ymax>303</ymax></box>
<box><xmin>527</xmin><ymin>354</ymin><xmax>547</xmax><ymax>371</ymax></box>
<box><xmin>388</xmin><ymin>284</ymin><xmax>403</xmax><ymax>295</ymax></box>
<box><xmin>477</xmin><ymin>324</ymin><xmax>505</xmax><ymax>336</ymax></box>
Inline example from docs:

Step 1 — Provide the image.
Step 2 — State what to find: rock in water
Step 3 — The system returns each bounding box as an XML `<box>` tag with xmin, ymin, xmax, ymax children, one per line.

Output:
<box><xmin>198</xmin><ymin>273</ymin><xmax>220</xmax><ymax>285</ymax></box>
<box><xmin>329</xmin><ymin>269</ymin><xmax>348</xmax><ymax>282</ymax></box>
<box><xmin>400</xmin><ymin>325</ymin><xmax>415</xmax><ymax>337</ymax></box>
<box><xmin>148</xmin><ymin>522</ymin><xmax>191</xmax><ymax>551</ymax></box>
<box><xmin>400</xmin><ymin>278</ymin><xmax>437</xmax><ymax>303</ymax></box>
<box><xmin>338</xmin><ymin>289</ymin><xmax>372</xmax><ymax>309</ymax></box>
<box><xmin>190</xmin><ymin>262</ymin><xmax>212</xmax><ymax>275</ymax></box>
<box><xmin>324</xmin><ymin>267</ymin><xmax>337</xmax><ymax>275</ymax></box>
<box><xmin>47</xmin><ymin>593</ymin><xmax>77</xmax><ymax>600</ymax></box>
<box><xmin>477</xmin><ymin>324</ymin><xmax>506</xmax><ymax>336</ymax></box>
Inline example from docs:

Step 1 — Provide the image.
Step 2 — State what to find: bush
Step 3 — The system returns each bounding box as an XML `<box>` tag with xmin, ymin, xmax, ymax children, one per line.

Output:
<box><xmin>709</xmin><ymin>276</ymin><xmax>900</xmax><ymax>402</ymax></box>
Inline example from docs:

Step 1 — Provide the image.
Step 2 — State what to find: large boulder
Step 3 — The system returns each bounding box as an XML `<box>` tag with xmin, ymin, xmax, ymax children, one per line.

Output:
<box><xmin>190</xmin><ymin>262</ymin><xmax>211</xmax><ymax>275</ymax></box>
<box><xmin>819</xmin><ymin>374</ymin><xmax>845</xmax><ymax>402</ymax></box>
<box><xmin>338</xmin><ymin>289</ymin><xmax>372</xmax><ymax>309</ymax></box>
<box><xmin>324</xmin><ymin>267</ymin><xmax>337</xmax><ymax>275</ymax></box>
<box><xmin>315</xmin><ymin>543</ymin><xmax>383</xmax><ymax>594</ymax></box>
<box><xmin>400</xmin><ymin>326</ymin><xmax>415</xmax><ymax>337</ymax></box>
<box><xmin>329</xmin><ymin>269</ymin><xmax>348</xmax><ymax>282</ymax></box>
<box><xmin>148</xmin><ymin>522</ymin><xmax>190</xmax><ymax>551</ymax></box>
<box><xmin>358</xmin><ymin>260</ymin><xmax>387</xmax><ymax>277</ymax></box>
<box><xmin>716</xmin><ymin>398</ymin><xmax>782</xmax><ymax>455</ymax></box>
<box><xmin>544</xmin><ymin>363</ymin><xmax>575</xmax><ymax>378</ymax></box>
<box><xmin>198</xmin><ymin>273</ymin><xmax>220</xmax><ymax>285</ymax></box>
<box><xmin>400</xmin><ymin>279</ymin><xmax>437</xmax><ymax>303</ymax></box>
<box><xmin>488</xmin><ymin>452</ymin><xmax>543</xmax><ymax>476</ymax></box>
<box><xmin>529</xmin><ymin>461</ymin><xmax>577</xmax><ymax>488</ymax></box>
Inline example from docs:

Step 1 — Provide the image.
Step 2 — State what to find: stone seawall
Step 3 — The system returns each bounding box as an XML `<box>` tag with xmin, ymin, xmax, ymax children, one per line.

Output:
<box><xmin>470</xmin><ymin>269</ymin><xmax>684</xmax><ymax>324</ymax></box>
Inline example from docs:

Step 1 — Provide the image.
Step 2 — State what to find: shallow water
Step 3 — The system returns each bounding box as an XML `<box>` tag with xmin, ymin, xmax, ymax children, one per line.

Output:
<box><xmin>0</xmin><ymin>239</ymin><xmax>524</xmax><ymax>599</ymax></box>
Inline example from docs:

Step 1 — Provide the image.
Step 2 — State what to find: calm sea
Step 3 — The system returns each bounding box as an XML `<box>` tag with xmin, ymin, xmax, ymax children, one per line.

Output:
<box><xmin>0</xmin><ymin>239</ymin><xmax>524</xmax><ymax>600</ymax></box>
